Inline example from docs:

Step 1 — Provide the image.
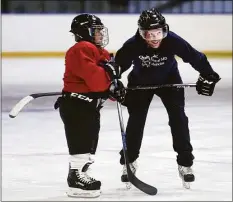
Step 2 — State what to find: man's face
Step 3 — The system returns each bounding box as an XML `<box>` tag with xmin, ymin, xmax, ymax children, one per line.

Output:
<box><xmin>140</xmin><ymin>28</ymin><xmax>164</xmax><ymax>48</ymax></box>
<box><xmin>146</xmin><ymin>39</ymin><xmax>162</xmax><ymax>48</ymax></box>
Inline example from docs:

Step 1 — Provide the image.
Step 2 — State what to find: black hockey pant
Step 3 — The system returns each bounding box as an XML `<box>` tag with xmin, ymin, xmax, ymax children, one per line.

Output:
<box><xmin>58</xmin><ymin>93</ymin><xmax>101</xmax><ymax>155</ymax></box>
<box><xmin>120</xmin><ymin>88</ymin><xmax>194</xmax><ymax>167</ymax></box>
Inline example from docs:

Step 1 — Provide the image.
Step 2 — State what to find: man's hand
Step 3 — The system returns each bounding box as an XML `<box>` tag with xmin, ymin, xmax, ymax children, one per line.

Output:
<box><xmin>196</xmin><ymin>72</ymin><xmax>221</xmax><ymax>96</ymax></box>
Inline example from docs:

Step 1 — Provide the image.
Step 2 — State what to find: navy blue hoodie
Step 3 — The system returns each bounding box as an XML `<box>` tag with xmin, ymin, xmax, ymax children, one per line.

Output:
<box><xmin>115</xmin><ymin>30</ymin><xmax>214</xmax><ymax>86</ymax></box>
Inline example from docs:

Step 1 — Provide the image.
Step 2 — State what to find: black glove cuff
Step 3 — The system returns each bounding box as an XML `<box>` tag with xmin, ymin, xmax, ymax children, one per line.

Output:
<box><xmin>200</xmin><ymin>72</ymin><xmax>221</xmax><ymax>83</ymax></box>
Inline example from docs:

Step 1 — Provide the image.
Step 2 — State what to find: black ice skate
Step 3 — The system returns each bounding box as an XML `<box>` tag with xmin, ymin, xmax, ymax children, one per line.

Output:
<box><xmin>67</xmin><ymin>168</ymin><xmax>101</xmax><ymax>198</ymax></box>
<box><xmin>178</xmin><ymin>165</ymin><xmax>195</xmax><ymax>189</ymax></box>
<box><xmin>121</xmin><ymin>161</ymin><xmax>137</xmax><ymax>189</ymax></box>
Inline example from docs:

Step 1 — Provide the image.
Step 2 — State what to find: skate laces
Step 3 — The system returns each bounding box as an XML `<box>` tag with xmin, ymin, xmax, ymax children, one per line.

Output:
<box><xmin>123</xmin><ymin>161</ymin><xmax>137</xmax><ymax>175</ymax></box>
<box><xmin>130</xmin><ymin>161</ymin><xmax>137</xmax><ymax>173</ymax></box>
<box><xmin>179</xmin><ymin>166</ymin><xmax>193</xmax><ymax>175</ymax></box>
<box><xmin>75</xmin><ymin>170</ymin><xmax>93</xmax><ymax>184</ymax></box>
<box><xmin>84</xmin><ymin>171</ymin><xmax>97</xmax><ymax>182</ymax></box>
<box><xmin>122</xmin><ymin>165</ymin><xmax>127</xmax><ymax>175</ymax></box>
<box><xmin>83</xmin><ymin>163</ymin><xmax>98</xmax><ymax>182</ymax></box>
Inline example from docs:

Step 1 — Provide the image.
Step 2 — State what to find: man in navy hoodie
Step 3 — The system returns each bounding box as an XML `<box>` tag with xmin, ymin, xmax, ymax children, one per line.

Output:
<box><xmin>115</xmin><ymin>8</ymin><xmax>220</xmax><ymax>189</ymax></box>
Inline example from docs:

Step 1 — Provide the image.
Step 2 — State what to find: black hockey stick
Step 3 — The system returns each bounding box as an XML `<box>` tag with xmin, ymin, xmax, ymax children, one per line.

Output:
<box><xmin>9</xmin><ymin>92</ymin><xmax>62</xmax><ymax>118</ymax></box>
<box><xmin>128</xmin><ymin>83</ymin><xmax>196</xmax><ymax>90</ymax></box>
<box><xmin>8</xmin><ymin>83</ymin><xmax>196</xmax><ymax>118</ymax></box>
<box><xmin>116</xmin><ymin>101</ymin><xmax>158</xmax><ymax>195</ymax></box>
<box><xmin>110</xmin><ymin>47</ymin><xmax>157</xmax><ymax>195</ymax></box>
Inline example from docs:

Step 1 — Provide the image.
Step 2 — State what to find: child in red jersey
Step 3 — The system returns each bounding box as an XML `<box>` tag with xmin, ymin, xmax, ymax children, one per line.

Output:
<box><xmin>56</xmin><ymin>14</ymin><xmax>125</xmax><ymax>198</ymax></box>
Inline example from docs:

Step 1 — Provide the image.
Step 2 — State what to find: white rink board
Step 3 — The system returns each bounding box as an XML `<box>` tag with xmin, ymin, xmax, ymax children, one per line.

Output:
<box><xmin>2</xmin><ymin>14</ymin><xmax>232</xmax><ymax>52</ymax></box>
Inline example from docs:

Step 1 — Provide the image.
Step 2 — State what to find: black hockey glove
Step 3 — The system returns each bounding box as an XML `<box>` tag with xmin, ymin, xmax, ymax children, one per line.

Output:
<box><xmin>54</xmin><ymin>97</ymin><xmax>63</xmax><ymax>110</ymax></box>
<box><xmin>109</xmin><ymin>80</ymin><xmax>126</xmax><ymax>103</ymax></box>
<box><xmin>99</xmin><ymin>61</ymin><xmax>121</xmax><ymax>80</ymax></box>
<box><xmin>196</xmin><ymin>72</ymin><xmax>221</xmax><ymax>96</ymax></box>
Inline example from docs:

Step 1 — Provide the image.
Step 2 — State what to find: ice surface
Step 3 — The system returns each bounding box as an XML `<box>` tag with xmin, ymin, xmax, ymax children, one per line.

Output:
<box><xmin>2</xmin><ymin>58</ymin><xmax>232</xmax><ymax>201</ymax></box>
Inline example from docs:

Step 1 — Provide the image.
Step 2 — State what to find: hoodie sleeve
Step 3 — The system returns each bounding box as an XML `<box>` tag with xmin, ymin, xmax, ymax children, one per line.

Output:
<box><xmin>169</xmin><ymin>32</ymin><xmax>215</xmax><ymax>75</ymax></box>
<box><xmin>115</xmin><ymin>38</ymin><xmax>135</xmax><ymax>74</ymax></box>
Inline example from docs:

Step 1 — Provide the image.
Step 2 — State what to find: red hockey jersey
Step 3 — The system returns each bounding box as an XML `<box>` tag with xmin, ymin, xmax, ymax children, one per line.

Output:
<box><xmin>63</xmin><ymin>41</ymin><xmax>111</xmax><ymax>93</ymax></box>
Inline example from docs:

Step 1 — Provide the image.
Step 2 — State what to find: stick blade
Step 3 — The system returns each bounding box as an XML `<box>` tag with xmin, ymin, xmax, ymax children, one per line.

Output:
<box><xmin>9</xmin><ymin>96</ymin><xmax>34</xmax><ymax>118</ymax></box>
<box><xmin>127</xmin><ymin>165</ymin><xmax>158</xmax><ymax>195</ymax></box>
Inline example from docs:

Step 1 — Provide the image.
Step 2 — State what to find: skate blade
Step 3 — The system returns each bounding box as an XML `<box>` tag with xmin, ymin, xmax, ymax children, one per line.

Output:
<box><xmin>66</xmin><ymin>188</ymin><xmax>101</xmax><ymax>198</ymax></box>
<box><xmin>182</xmin><ymin>180</ymin><xmax>190</xmax><ymax>189</ymax></box>
<box><xmin>179</xmin><ymin>173</ymin><xmax>192</xmax><ymax>189</ymax></box>
<box><xmin>125</xmin><ymin>182</ymin><xmax>132</xmax><ymax>189</ymax></box>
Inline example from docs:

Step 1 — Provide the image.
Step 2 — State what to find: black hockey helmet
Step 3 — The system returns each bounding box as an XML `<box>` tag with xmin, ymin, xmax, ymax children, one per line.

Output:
<box><xmin>70</xmin><ymin>14</ymin><xmax>109</xmax><ymax>47</ymax></box>
<box><xmin>138</xmin><ymin>8</ymin><xmax>169</xmax><ymax>40</ymax></box>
